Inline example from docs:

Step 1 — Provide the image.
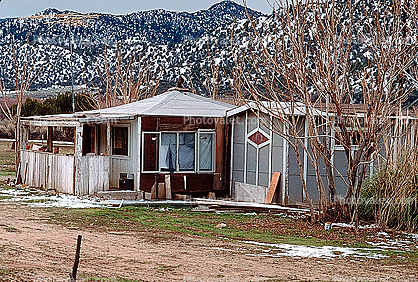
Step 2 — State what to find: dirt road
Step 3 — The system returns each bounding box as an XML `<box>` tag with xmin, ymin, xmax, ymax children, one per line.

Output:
<box><xmin>0</xmin><ymin>202</ymin><xmax>416</xmax><ymax>282</ymax></box>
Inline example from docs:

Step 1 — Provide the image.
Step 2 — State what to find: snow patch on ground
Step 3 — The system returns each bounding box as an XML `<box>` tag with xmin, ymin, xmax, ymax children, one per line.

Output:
<box><xmin>331</xmin><ymin>222</ymin><xmax>378</xmax><ymax>229</ymax></box>
<box><xmin>330</xmin><ymin>223</ymin><xmax>418</xmax><ymax>252</ymax></box>
<box><xmin>217</xmin><ymin>237</ymin><xmax>389</xmax><ymax>260</ymax></box>
<box><xmin>0</xmin><ymin>188</ymin><xmax>105</xmax><ymax>209</ymax></box>
<box><xmin>240</xmin><ymin>240</ymin><xmax>389</xmax><ymax>260</ymax></box>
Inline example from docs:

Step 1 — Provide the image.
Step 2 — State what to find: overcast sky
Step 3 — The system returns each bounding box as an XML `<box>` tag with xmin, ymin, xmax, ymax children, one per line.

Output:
<box><xmin>0</xmin><ymin>0</ymin><xmax>274</xmax><ymax>19</ymax></box>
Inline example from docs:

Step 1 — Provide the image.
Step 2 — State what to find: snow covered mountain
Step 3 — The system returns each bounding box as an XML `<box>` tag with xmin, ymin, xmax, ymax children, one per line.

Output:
<box><xmin>0</xmin><ymin>1</ymin><xmax>266</xmax><ymax>95</ymax></box>
<box><xmin>1</xmin><ymin>0</ymin><xmax>415</xmax><ymax>103</ymax></box>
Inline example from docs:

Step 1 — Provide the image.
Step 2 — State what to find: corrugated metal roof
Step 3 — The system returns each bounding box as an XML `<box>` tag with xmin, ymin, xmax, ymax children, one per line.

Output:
<box><xmin>88</xmin><ymin>90</ymin><xmax>235</xmax><ymax>117</ymax></box>
<box><xmin>20</xmin><ymin>90</ymin><xmax>236</xmax><ymax>126</ymax></box>
<box><xmin>227</xmin><ymin>101</ymin><xmax>327</xmax><ymax>117</ymax></box>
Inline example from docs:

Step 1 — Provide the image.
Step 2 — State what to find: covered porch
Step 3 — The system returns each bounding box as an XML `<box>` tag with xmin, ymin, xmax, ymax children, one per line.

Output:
<box><xmin>20</xmin><ymin>113</ymin><xmax>135</xmax><ymax>195</ymax></box>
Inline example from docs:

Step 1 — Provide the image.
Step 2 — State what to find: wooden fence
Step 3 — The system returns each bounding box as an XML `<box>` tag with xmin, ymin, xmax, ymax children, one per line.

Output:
<box><xmin>21</xmin><ymin>151</ymin><xmax>110</xmax><ymax>195</ymax></box>
<box><xmin>80</xmin><ymin>155</ymin><xmax>110</xmax><ymax>195</ymax></box>
<box><xmin>21</xmin><ymin>150</ymin><xmax>75</xmax><ymax>194</ymax></box>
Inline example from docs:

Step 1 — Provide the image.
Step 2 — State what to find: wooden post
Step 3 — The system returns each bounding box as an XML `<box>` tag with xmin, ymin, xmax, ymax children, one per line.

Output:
<box><xmin>47</xmin><ymin>126</ymin><xmax>53</xmax><ymax>152</ymax></box>
<box><xmin>136</xmin><ymin>117</ymin><xmax>141</xmax><ymax>191</ymax></box>
<box><xmin>74</xmin><ymin>125</ymin><xmax>83</xmax><ymax>195</ymax></box>
<box><xmin>157</xmin><ymin>183</ymin><xmax>165</xmax><ymax>199</ymax></box>
<box><xmin>22</xmin><ymin>125</ymin><xmax>29</xmax><ymax>150</ymax></box>
<box><xmin>151</xmin><ymin>181</ymin><xmax>157</xmax><ymax>200</ymax></box>
<box><xmin>69</xmin><ymin>235</ymin><xmax>82</xmax><ymax>282</ymax></box>
<box><xmin>165</xmin><ymin>175</ymin><xmax>172</xmax><ymax>200</ymax></box>
<box><xmin>106</xmin><ymin>122</ymin><xmax>111</xmax><ymax>156</ymax></box>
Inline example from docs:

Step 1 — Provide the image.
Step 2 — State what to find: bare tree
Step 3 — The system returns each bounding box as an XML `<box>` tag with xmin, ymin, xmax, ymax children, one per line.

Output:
<box><xmin>97</xmin><ymin>45</ymin><xmax>161</xmax><ymax>108</ymax></box>
<box><xmin>234</xmin><ymin>0</ymin><xmax>418</xmax><ymax>221</ymax></box>
<box><xmin>0</xmin><ymin>43</ymin><xmax>42</xmax><ymax>181</ymax></box>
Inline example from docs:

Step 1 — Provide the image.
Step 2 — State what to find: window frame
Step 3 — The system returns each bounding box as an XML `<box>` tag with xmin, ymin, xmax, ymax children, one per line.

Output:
<box><xmin>111</xmin><ymin>124</ymin><xmax>131</xmax><ymax>158</ymax></box>
<box><xmin>82</xmin><ymin>124</ymin><xmax>97</xmax><ymax>156</ymax></box>
<box><xmin>141</xmin><ymin>130</ymin><xmax>216</xmax><ymax>174</ymax></box>
<box><xmin>197</xmin><ymin>130</ymin><xmax>216</xmax><ymax>172</ymax></box>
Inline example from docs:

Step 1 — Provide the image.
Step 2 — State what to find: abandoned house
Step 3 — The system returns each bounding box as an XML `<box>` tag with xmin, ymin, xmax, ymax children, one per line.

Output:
<box><xmin>19</xmin><ymin>89</ymin><xmax>415</xmax><ymax>206</ymax></box>
<box><xmin>19</xmin><ymin>89</ymin><xmax>235</xmax><ymax>197</ymax></box>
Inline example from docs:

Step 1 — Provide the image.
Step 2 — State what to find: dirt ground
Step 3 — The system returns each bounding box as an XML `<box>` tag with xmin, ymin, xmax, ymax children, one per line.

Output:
<box><xmin>0</xmin><ymin>202</ymin><xmax>417</xmax><ymax>282</ymax></box>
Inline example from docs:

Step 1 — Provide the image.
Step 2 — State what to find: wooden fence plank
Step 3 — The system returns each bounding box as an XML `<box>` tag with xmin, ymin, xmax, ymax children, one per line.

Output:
<box><xmin>265</xmin><ymin>172</ymin><xmax>281</xmax><ymax>204</ymax></box>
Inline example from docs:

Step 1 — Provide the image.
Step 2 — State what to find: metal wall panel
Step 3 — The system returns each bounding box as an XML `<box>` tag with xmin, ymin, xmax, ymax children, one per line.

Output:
<box><xmin>247</xmin><ymin>111</ymin><xmax>258</xmax><ymax>133</ymax></box>
<box><xmin>233</xmin><ymin>143</ymin><xmax>245</xmax><ymax>171</ymax></box>
<box><xmin>258</xmin><ymin>145</ymin><xmax>270</xmax><ymax>174</ymax></box>
<box><xmin>246</xmin><ymin>144</ymin><xmax>257</xmax><ymax>185</ymax></box>
<box><xmin>233</xmin><ymin>115</ymin><xmax>245</xmax><ymax>143</ymax></box>
<box><xmin>334</xmin><ymin>149</ymin><xmax>349</xmax><ymax>196</ymax></box>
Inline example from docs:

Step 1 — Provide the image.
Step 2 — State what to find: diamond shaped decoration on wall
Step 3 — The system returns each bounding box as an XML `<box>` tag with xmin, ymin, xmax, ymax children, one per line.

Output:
<box><xmin>248</xmin><ymin>131</ymin><xmax>269</xmax><ymax>146</ymax></box>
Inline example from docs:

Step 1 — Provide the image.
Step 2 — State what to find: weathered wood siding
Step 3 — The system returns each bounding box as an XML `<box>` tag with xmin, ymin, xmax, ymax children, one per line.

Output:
<box><xmin>110</xmin><ymin>157</ymin><xmax>132</xmax><ymax>187</ymax></box>
<box><xmin>80</xmin><ymin>155</ymin><xmax>110</xmax><ymax>195</ymax></box>
<box><xmin>21</xmin><ymin>150</ymin><xmax>74</xmax><ymax>194</ymax></box>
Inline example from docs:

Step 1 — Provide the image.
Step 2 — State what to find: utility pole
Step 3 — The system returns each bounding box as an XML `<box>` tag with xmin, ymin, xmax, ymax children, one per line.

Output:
<box><xmin>20</xmin><ymin>12</ymin><xmax>99</xmax><ymax>112</ymax></box>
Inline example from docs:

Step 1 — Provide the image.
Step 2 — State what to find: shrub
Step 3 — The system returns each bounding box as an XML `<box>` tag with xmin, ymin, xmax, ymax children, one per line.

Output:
<box><xmin>359</xmin><ymin>152</ymin><xmax>418</xmax><ymax>232</ymax></box>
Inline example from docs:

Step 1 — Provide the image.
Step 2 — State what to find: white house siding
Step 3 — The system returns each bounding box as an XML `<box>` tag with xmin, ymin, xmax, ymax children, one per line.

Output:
<box><xmin>109</xmin><ymin>119</ymin><xmax>139</xmax><ymax>190</ymax></box>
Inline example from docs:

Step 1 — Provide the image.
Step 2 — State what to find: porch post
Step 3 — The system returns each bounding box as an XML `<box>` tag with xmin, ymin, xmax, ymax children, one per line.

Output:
<box><xmin>22</xmin><ymin>125</ymin><xmax>29</xmax><ymax>150</ymax></box>
<box><xmin>106</xmin><ymin>122</ymin><xmax>111</xmax><ymax>155</ymax></box>
<box><xmin>74</xmin><ymin>125</ymin><xmax>83</xmax><ymax>195</ymax></box>
<box><xmin>47</xmin><ymin>126</ymin><xmax>53</xmax><ymax>152</ymax></box>
<box><xmin>136</xmin><ymin>117</ymin><xmax>141</xmax><ymax>191</ymax></box>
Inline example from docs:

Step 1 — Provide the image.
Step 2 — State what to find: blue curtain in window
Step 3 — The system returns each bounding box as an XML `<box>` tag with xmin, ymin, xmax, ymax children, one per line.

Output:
<box><xmin>179</xmin><ymin>133</ymin><xmax>195</xmax><ymax>170</ymax></box>
<box><xmin>160</xmin><ymin>133</ymin><xmax>177</xmax><ymax>172</ymax></box>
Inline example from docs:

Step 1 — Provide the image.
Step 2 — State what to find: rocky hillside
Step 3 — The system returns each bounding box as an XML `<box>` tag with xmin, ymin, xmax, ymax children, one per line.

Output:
<box><xmin>1</xmin><ymin>0</ymin><xmax>416</xmax><ymax>103</ymax></box>
<box><xmin>0</xmin><ymin>1</ymin><xmax>265</xmax><ymax>96</ymax></box>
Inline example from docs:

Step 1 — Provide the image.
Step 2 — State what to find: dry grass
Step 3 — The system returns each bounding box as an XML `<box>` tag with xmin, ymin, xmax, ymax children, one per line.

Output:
<box><xmin>360</xmin><ymin>150</ymin><xmax>418</xmax><ymax>232</ymax></box>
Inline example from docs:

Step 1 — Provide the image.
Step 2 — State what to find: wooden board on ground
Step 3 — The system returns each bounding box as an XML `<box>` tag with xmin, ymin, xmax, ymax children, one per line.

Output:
<box><xmin>193</xmin><ymin>198</ymin><xmax>309</xmax><ymax>214</ymax></box>
<box><xmin>164</xmin><ymin>175</ymin><xmax>172</xmax><ymax>200</ymax></box>
<box><xmin>157</xmin><ymin>183</ymin><xmax>165</xmax><ymax>199</ymax></box>
<box><xmin>265</xmin><ymin>172</ymin><xmax>281</xmax><ymax>204</ymax></box>
<box><xmin>151</xmin><ymin>182</ymin><xmax>157</xmax><ymax>199</ymax></box>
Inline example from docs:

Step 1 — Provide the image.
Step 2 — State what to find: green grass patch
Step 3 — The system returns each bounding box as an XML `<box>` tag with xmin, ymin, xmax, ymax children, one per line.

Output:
<box><xmin>45</xmin><ymin>206</ymin><xmax>418</xmax><ymax>263</ymax></box>
<box><xmin>0</xmin><ymin>142</ymin><xmax>15</xmax><ymax>177</ymax></box>
<box><xmin>5</xmin><ymin>227</ymin><xmax>19</xmax><ymax>233</ymax></box>
<box><xmin>0</xmin><ymin>268</ymin><xmax>10</xmax><ymax>274</ymax></box>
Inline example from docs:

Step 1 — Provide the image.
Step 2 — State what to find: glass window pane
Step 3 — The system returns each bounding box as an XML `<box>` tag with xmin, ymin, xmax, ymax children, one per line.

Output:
<box><xmin>143</xmin><ymin>133</ymin><xmax>159</xmax><ymax>171</ymax></box>
<box><xmin>112</xmin><ymin>127</ymin><xmax>128</xmax><ymax>156</ymax></box>
<box><xmin>179</xmin><ymin>133</ymin><xmax>195</xmax><ymax>171</ymax></box>
<box><xmin>199</xmin><ymin>133</ymin><xmax>214</xmax><ymax>171</ymax></box>
<box><xmin>160</xmin><ymin>133</ymin><xmax>177</xmax><ymax>172</ymax></box>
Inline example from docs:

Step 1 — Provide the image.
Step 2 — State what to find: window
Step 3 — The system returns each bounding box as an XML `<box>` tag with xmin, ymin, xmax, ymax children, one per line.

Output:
<box><xmin>82</xmin><ymin>125</ymin><xmax>96</xmax><ymax>155</ymax></box>
<box><xmin>160</xmin><ymin>133</ymin><xmax>176</xmax><ymax>172</ymax></box>
<box><xmin>143</xmin><ymin>131</ymin><xmax>215</xmax><ymax>173</ymax></box>
<box><xmin>112</xmin><ymin>126</ymin><xmax>129</xmax><ymax>156</ymax></box>
<box><xmin>179</xmin><ymin>133</ymin><xmax>195</xmax><ymax>171</ymax></box>
<box><xmin>198</xmin><ymin>132</ymin><xmax>215</xmax><ymax>171</ymax></box>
